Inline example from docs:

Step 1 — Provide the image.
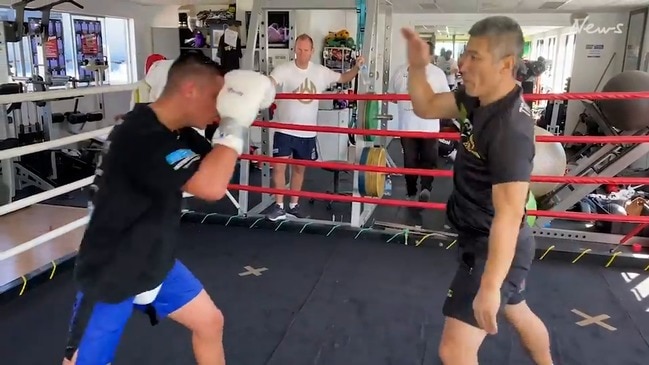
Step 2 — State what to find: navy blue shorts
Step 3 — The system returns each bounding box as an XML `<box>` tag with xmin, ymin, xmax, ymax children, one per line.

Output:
<box><xmin>272</xmin><ymin>131</ymin><xmax>318</xmax><ymax>160</ymax></box>
<box><xmin>64</xmin><ymin>260</ymin><xmax>203</xmax><ymax>364</ymax></box>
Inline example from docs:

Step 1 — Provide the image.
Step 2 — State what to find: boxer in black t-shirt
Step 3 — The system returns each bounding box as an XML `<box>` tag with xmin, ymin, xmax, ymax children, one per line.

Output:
<box><xmin>63</xmin><ymin>53</ymin><xmax>275</xmax><ymax>365</ymax></box>
<box><xmin>402</xmin><ymin>17</ymin><xmax>554</xmax><ymax>365</ymax></box>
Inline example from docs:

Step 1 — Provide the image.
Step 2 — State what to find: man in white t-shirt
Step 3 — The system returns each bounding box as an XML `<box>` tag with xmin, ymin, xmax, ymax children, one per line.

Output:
<box><xmin>389</xmin><ymin>62</ymin><xmax>450</xmax><ymax>202</ymax></box>
<box><xmin>266</xmin><ymin>33</ymin><xmax>364</xmax><ymax>221</ymax></box>
<box><xmin>436</xmin><ymin>50</ymin><xmax>459</xmax><ymax>90</ymax></box>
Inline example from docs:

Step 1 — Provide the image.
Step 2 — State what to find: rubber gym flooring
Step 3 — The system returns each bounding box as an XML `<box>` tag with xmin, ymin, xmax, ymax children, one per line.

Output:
<box><xmin>2</xmin><ymin>140</ymin><xmax>647</xmax><ymax>364</ymax></box>
<box><xmin>0</xmin><ymin>223</ymin><xmax>647</xmax><ymax>365</ymax></box>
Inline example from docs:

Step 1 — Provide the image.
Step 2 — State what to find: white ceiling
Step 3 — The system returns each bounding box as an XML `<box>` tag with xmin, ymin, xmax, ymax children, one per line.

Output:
<box><xmin>123</xmin><ymin>0</ymin><xmax>649</xmax><ymax>10</ymax></box>
<box><xmin>415</xmin><ymin>25</ymin><xmax>562</xmax><ymax>37</ymax></box>
<box><xmin>406</xmin><ymin>0</ymin><xmax>649</xmax><ymax>13</ymax></box>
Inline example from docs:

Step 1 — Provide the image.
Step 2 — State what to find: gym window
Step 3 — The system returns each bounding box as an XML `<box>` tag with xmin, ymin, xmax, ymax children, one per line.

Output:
<box><xmin>0</xmin><ymin>7</ymin><xmax>136</xmax><ymax>85</ymax></box>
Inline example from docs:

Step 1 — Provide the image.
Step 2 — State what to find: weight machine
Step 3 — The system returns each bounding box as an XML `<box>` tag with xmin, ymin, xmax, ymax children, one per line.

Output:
<box><xmin>239</xmin><ymin>0</ymin><xmax>394</xmax><ymax>227</ymax></box>
<box><xmin>0</xmin><ymin>0</ymin><xmax>110</xmax><ymax>206</ymax></box>
<box><xmin>533</xmin><ymin>103</ymin><xmax>649</xmax><ymax>248</ymax></box>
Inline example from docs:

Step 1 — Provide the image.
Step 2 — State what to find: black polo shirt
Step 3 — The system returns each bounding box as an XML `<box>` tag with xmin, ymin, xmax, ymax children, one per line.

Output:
<box><xmin>446</xmin><ymin>85</ymin><xmax>535</xmax><ymax>245</ymax></box>
<box><xmin>218</xmin><ymin>33</ymin><xmax>242</xmax><ymax>73</ymax></box>
<box><xmin>74</xmin><ymin>104</ymin><xmax>212</xmax><ymax>303</ymax></box>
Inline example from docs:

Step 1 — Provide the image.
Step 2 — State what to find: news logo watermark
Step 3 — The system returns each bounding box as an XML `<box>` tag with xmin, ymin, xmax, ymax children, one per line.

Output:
<box><xmin>572</xmin><ymin>16</ymin><xmax>624</xmax><ymax>34</ymax></box>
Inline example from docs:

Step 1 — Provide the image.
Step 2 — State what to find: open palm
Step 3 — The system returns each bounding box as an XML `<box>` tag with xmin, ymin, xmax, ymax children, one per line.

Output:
<box><xmin>401</xmin><ymin>28</ymin><xmax>430</xmax><ymax>68</ymax></box>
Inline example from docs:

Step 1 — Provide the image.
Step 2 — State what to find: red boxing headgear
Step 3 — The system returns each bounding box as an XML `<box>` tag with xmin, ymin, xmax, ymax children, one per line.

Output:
<box><xmin>145</xmin><ymin>54</ymin><xmax>167</xmax><ymax>73</ymax></box>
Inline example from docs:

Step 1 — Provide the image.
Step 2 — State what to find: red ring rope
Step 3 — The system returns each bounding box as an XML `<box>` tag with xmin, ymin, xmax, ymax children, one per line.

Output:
<box><xmin>253</xmin><ymin>121</ymin><xmax>649</xmax><ymax>144</ymax></box>
<box><xmin>243</xmin><ymin>91</ymin><xmax>649</xmax><ymax>226</ymax></box>
<box><xmin>275</xmin><ymin>91</ymin><xmax>649</xmax><ymax>101</ymax></box>
<box><xmin>240</xmin><ymin>154</ymin><xmax>649</xmax><ymax>185</ymax></box>
<box><xmin>228</xmin><ymin>184</ymin><xmax>649</xmax><ymax>223</ymax></box>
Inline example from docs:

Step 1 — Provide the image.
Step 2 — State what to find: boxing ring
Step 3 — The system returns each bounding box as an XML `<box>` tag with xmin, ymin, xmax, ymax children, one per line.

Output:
<box><xmin>0</xmin><ymin>84</ymin><xmax>648</xmax><ymax>364</ymax></box>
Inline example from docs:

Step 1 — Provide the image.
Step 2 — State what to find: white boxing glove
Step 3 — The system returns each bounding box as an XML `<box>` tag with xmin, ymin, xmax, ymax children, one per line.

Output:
<box><xmin>214</xmin><ymin>70</ymin><xmax>276</xmax><ymax>154</ymax></box>
<box><xmin>217</xmin><ymin>70</ymin><xmax>275</xmax><ymax>127</ymax></box>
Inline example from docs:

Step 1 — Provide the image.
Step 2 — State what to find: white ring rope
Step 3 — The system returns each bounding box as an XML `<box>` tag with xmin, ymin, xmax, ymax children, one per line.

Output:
<box><xmin>183</xmin><ymin>191</ymin><xmax>240</xmax><ymax>210</ymax></box>
<box><xmin>0</xmin><ymin>216</ymin><xmax>89</xmax><ymax>262</ymax></box>
<box><xmin>0</xmin><ymin>176</ymin><xmax>94</xmax><ymax>217</ymax></box>
<box><xmin>0</xmin><ymin>82</ymin><xmax>244</xmax><ymax>263</ymax></box>
<box><xmin>0</xmin><ymin>179</ymin><xmax>239</xmax><ymax>263</ymax></box>
<box><xmin>0</xmin><ymin>83</ymin><xmax>136</xmax><ymax>104</ymax></box>
<box><xmin>0</xmin><ymin>126</ymin><xmax>113</xmax><ymax>160</ymax></box>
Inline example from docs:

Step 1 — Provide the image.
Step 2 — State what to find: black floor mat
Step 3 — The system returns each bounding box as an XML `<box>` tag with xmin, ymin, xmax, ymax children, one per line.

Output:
<box><xmin>1</xmin><ymin>224</ymin><xmax>647</xmax><ymax>365</ymax></box>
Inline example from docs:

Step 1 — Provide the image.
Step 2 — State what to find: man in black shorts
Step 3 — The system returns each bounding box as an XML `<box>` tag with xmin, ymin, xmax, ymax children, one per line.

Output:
<box><xmin>62</xmin><ymin>53</ymin><xmax>275</xmax><ymax>365</ymax></box>
<box><xmin>402</xmin><ymin>17</ymin><xmax>554</xmax><ymax>365</ymax></box>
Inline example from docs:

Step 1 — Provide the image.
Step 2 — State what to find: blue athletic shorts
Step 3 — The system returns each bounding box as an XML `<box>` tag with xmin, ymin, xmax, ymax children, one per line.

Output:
<box><xmin>272</xmin><ymin>131</ymin><xmax>318</xmax><ymax>160</ymax></box>
<box><xmin>64</xmin><ymin>260</ymin><xmax>203</xmax><ymax>364</ymax></box>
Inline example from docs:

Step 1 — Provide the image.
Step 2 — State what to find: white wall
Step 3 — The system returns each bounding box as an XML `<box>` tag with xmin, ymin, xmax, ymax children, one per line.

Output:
<box><xmin>231</xmin><ymin>0</ymin><xmax>358</xmax><ymax>67</ymax></box>
<box><xmin>528</xmin><ymin>26</ymin><xmax>574</xmax><ymax>92</ymax></box>
<box><xmin>561</xmin><ymin>13</ymin><xmax>628</xmax><ymax>135</ymax></box>
<box><xmin>635</xmin><ymin>10</ymin><xmax>649</xmax><ymax>72</ymax></box>
<box><xmin>389</xmin><ymin>13</ymin><xmax>574</xmax><ymax>73</ymax></box>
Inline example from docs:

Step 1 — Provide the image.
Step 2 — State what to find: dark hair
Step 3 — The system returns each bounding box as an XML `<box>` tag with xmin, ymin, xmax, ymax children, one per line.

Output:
<box><xmin>468</xmin><ymin>16</ymin><xmax>524</xmax><ymax>60</ymax></box>
<box><xmin>164</xmin><ymin>52</ymin><xmax>223</xmax><ymax>92</ymax></box>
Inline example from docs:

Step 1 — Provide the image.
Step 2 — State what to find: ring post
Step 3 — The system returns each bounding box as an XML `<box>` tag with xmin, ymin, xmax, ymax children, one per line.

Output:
<box><xmin>247</xmin><ymin>1</ymin><xmax>277</xmax><ymax>215</ymax></box>
<box><xmin>246</xmin><ymin>4</ymin><xmax>303</xmax><ymax>216</ymax></box>
<box><xmin>237</xmin><ymin>123</ymin><xmax>250</xmax><ymax>215</ymax></box>
<box><xmin>379</xmin><ymin>3</ymin><xmax>397</xmax><ymax>171</ymax></box>
<box><xmin>0</xmin><ymin>23</ymin><xmax>15</xmax><ymax>203</ymax></box>
<box><xmin>243</xmin><ymin>0</ymin><xmax>390</xmax><ymax>224</ymax></box>
<box><xmin>238</xmin><ymin>0</ymin><xmax>261</xmax><ymax>215</ymax></box>
<box><xmin>351</xmin><ymin>0</ymin><xmax>379</xmax><ymax>227</ymax></box>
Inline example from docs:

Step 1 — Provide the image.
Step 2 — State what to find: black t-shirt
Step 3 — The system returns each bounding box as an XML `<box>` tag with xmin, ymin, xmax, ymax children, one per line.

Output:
<box><xmin>74</xmin><ymin>104</ymin><xmax>212</xmax><ymax>303</ymax></box>
<box><xmin>218</xmin><ymin>34</ymin><xmax>242</xmax><ymax>72</ymax></box>
<box><xmin>446</xmin><ymin>85</ymin><xmax>535</xmax><ymax>246</ymax></box>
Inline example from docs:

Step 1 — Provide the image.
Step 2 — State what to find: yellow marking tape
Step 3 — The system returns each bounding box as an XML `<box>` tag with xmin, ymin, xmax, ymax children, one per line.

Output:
<box><xmin>605</xmin><ymin>251</ymin><xmax>621</xmax><ymax>267</ymax></box>
<box><xmin>299</xmin><ymin>222</ymin><xmax>313</xmax><ymax>233</ymax></box>
<box><xmin>354</xmin><ymin>228</ymin><xmax>370</xmax><ymax>239</ymax></box>
<box><xmin>416</xmin><ymin>233</ymin><xmax>435</xmax><ymax>246</ymax></box>
<box><xmin>49</xmin><ymin>260</ymin><xmax>57</xmax><ymax>279</ymax></box>
<box><xmin>572</xmin><ymin>249</ymin><xmax>591</xmax><ymax>264</ymax></box>
<box><xmin>274</xmin><ymin>221</ymin><xmax>287</xmax><ymax>231</ymax></box>
<box><xmin>249</xmin><ymin>218</ymin><xmax>263</xmax><ymax>228</ymax></box>
<box><xmin>539</xmin><ymin>245</ymin><xmax>554</xmax><ymax>260</ymax></box>
<box><xmin>386</xmin><ymin>229</ymin><xmax>407</xmax><ymax>243</ymax></box>
<box><xmin>327</xmin><ymin>225</ymin><xmax>342</xmax><ymax>236</ymax></box>
<box><xmin>19</xmin><ymin>276</ymin><xmax>27</xmax><ymax>296</ymax></box>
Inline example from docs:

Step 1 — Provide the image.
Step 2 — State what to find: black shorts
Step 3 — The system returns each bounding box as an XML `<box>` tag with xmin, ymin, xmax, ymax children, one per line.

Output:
<box><xmin>442</xmin><ymin>229</ymin><xmax>535</xmax><ymax>328</ymax></box>
<box><xmin>272</xmin><ymin>131</ymin><xmax>318</xmax><ymax>160</ymax></box>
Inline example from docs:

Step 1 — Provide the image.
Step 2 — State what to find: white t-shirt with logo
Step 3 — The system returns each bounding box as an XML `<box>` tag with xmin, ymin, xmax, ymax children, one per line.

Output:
<box><xmin>436</xmin><ymin>57</ymin><xmax>458</xmax><ymax>85</ymax></box>
<box><xmin>269</xmin><ymin>61</ymin><xmax>341</xmax><ymax>138</ymax></box>
<box><xmin>389</xmin><ymin>63</ymin><xmax>450</xmax><ymax>132</ymax></box>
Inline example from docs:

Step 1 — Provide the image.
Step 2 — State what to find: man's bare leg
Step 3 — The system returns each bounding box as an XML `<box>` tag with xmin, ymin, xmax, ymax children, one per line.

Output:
<box><xmin>271</xmin><ymin>158</ymin><xmax>289</xmax><ymax>206</ymax></box>
<box><xmin>288</xmin><ymin>165</ymin><xmax>306</xmax><ymax>206</ymax></box>
<box><xmin>169</xmin><ymin>289</ymin><xmax>225</xmax><ymax>365</ymax></box>
<box><xmin>503</xmin><ymin>301</ymin><xmax>553</xmax><ymax>365</ymax></box>
<box><xmin>62</xmin><ymin>352</ymin><xmax>77</xmax><ymax>364</ymax></box>
<box><xmin>438</xmin><ymin>317</ymin><xmax>487</xmax><ymax>365</ymax></box>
